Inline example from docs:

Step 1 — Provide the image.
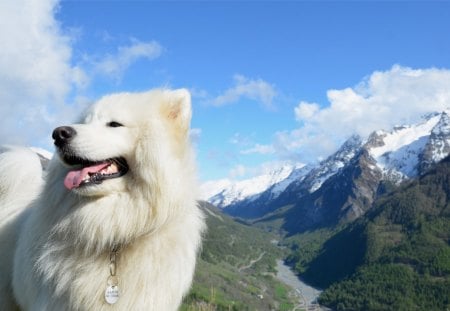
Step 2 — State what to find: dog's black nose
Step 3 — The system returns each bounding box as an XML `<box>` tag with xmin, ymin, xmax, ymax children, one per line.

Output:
<box><xmin>52</xmin><ymin>126</ymin><xmax>76</xmax><ymax>147</ymax></box>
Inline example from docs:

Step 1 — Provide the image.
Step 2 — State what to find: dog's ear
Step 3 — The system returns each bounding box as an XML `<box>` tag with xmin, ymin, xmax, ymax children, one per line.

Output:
<box><xmin>162</xmin><ymin>88</ymin><xmax>192</xmax><ymax>135</ymax></box>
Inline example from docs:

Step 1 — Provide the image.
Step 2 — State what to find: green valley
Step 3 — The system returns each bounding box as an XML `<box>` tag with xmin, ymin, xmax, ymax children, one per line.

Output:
<box><xmin>183</xmin><ymin>156</ymin><xmax>450</xmax><ymax>310</ymax></box>
<box><xmin>181</xmin><ymin>202</ymin><xmax>298</xmax><ymax>311</ymax></box>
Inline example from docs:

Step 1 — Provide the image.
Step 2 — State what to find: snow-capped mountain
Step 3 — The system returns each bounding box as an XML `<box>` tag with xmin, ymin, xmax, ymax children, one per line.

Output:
<box><xmin>201</xmin><ymin>164</ymin><xmax>305</xmax><ymax>208</ymax></box>
<box><xmin>221</xmin><ymin>164</ymin><xmax>312</xmax><ymax>218</ymax></box>
<box><xmin>279</xmin><ymin>111</ymin><xmax>450</xmax><ymax>231</ymax></box>
<box><xmin>367</xmin><ymin>112</ymin><xmax>442</xmax><ymax>182</ymax></box>
<box><xmin>419</xmin><ymin>111</ymin><xmax>450</xmax><ymax>173</ymax></box>
<box><xmin>203</xmin><ymin>111</ymin><xmax>450</xmax><ymax>226</ymax></box>
<box><xmin>295</xmin><ymin>134</ymin><xmax>363</xmax><ymax>194</ymax></box>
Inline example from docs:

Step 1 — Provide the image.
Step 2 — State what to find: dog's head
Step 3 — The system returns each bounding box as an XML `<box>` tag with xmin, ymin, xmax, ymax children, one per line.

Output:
<box><xmin>52</xmin><ymin>88</ymin><xmax>193</xmax><ymax>197</ymax></box>
<box><xmin>47</xmin><ymin>88</ymin><xmax>198</xmax><ymax>253</ymax></box>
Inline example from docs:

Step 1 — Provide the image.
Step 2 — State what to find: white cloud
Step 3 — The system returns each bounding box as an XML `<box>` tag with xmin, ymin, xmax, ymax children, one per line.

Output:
<box><xmin>240</xmin><ymin>144</ymin><xmax>275</xmax><ymax>155</ymax></box>
<box><xmin>294</xmin><ymin>101</ymin><xmax>320</xmax><ymax>121</ymax></box>
<box><xmin>93</xmin><ymin>39</ymin><xmax>163</xmax><ymax>80</ymax></box>
<box><xmin>229</xmin><ymin>132</ymin><xmax>253</xmax><ymax>146</ymax></box>
<box><xmin>0</xmin><ymin>0</ymin><xmax>164</xmax><ymax>148</ymax></box>
<box><xmin>0</xmin><ymin>0</ymin><xmax>82</xmax><ymax>147</ymax></box>
<box><xmin>225</xmin><ymin>160</ymin><xmax>302</xmax><ymax>182</ymax></box>
<box><xmin>228</xmin><ymin>133</ymin><xmax>274</xmax><ymax>155</ymax></box>
<box><xmin>188</xmin><ymin>87</ymin><xmax>209</xmax><ymax>100</ymax></box>
<box><xmin>275</xmin><ymin>65</ymin><xmax>450</xmax><ymax>163</ymax></box>
<box><xmin>211</xmin><ymin>74</ymin><xmax>277</xmax><ymax>109</ymax></box>
<box><xmin>229</xmin><ymin>164</ymin><xmax>247</xmax><ymax>179</ymax></box>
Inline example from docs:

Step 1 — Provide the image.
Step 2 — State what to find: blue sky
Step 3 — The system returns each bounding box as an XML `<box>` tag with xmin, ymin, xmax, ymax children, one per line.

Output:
<box><xmin>2</xmin><ymin>1</ymin><xmax>450</xmax><ymax>182</ymax></box>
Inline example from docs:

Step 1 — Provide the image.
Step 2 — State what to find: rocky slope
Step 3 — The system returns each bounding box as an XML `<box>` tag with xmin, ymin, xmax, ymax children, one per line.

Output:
<box><xmin>205</xmin><ymin>111</ymin><xmax>450</xmax><ymax>232</ymax></box>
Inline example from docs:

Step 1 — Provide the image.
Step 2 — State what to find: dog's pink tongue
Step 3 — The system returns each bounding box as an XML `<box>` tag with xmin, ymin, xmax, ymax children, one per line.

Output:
<box><xmin>64</xmin><ymin>163</ymin><xmax>109</xmax><ymax>190</ymax></box>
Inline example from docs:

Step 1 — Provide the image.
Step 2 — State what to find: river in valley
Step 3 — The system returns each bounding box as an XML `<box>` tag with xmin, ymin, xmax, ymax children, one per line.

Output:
<box><xmin>276</xmin><ymin>260</ymin><xmax>329</xmax><ymax>310</ymax></box>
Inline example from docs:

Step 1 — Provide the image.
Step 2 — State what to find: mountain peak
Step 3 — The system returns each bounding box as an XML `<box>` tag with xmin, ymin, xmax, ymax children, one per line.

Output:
<box><xmin>202</xmin><ymin>163</ymin><xmax>304</xmax><ymax>208</ymax></box>
<box><xmin>367</xmin><ymin>113</ymin><xmax>441</xmax><ymax>181</ymax></box>
<box><xmin>335</xmin><ymin>134</ymin><xmax>362</xmax><ymax>154</ymax></box>
<box><xmin>431</xmin><ymin>111</ymin><xmax>450</xmax><ymax>136</ymax></box>
<box><xmin>304</xmin><ymin>134</ymin><xmax>363</xmax><ymax>193</ymax></box>
<box><xmin>418</xmin><ymin>111</ymin><xmax>450</xmax><ymax>173</ymax></box>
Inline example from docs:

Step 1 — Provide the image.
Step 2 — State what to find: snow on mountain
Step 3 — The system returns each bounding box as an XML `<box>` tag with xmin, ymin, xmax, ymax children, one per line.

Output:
<box><xmin>201</xmin><ymin>164</ymin><xmax>305</xmax><ymax>208</ymax></box>
<box><xmin>270</xmin><ymin>165</ymin><xmax>310</xmax><ymax>196</ymax></box>
<box><xmin>426</xmin><ymin>111</ymin><xmax>450</xmax><ymax>163</ymax></box>
<box><xmin>306</xmin><ymin>134</ymin><xmax>363</xmax><ymax>193</ymax></box>
<box><xmin>200</xmin><ymin>179</ymin><xmax>233</xmax><ymax>202</ymax></box>
<box><xmin>367</xmin><ymin>112</ymin><xmax>443</xmax><ymax>181</ymax></box>
<box><xmin>203</xmin><ymin>111</ymin><xmax>450</xmax><ymax>212</ymax></box>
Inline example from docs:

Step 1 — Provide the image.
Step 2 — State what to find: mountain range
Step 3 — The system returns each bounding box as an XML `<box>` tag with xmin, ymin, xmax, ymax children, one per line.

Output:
<box><xmin>202</xmin><ymin>111</ymin><xmax>450</xmax><ymax>232</ymax></box>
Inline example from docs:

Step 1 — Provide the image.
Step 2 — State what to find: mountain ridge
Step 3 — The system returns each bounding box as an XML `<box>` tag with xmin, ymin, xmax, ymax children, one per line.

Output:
<box><xmin>204</xmin><ymin>110</ymin><xmax>450</xmax><ymax>230</ymax></box>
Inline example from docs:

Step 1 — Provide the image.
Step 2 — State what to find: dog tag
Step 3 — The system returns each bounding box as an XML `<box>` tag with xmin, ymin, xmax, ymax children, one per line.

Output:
<box><xmin>105</xmin><ymin>276</ymin><xmax>119</xmax><ymax>304</ymax></box>
<box><xmin>105</xmin><ymin>285</ymin><xmax>119</xmax><ymax>304</ymax></box>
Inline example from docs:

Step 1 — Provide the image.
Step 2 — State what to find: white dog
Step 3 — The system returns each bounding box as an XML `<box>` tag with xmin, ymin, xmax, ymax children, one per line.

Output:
<box><xmin>0</xmin><ymin>89</ymin><xmax>205</xmax><ymax>310</ymax></box>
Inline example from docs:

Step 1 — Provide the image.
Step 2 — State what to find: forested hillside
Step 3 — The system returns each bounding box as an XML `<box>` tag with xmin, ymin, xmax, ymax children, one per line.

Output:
<box><xmin>286</xmin><ymin>157</ymin><xmax>450</xmax><ymax>310</ymax></box>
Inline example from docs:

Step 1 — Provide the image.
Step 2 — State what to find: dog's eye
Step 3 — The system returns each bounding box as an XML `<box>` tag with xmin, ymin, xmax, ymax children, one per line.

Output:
<box><xmin>107</xmin><ymin>121</ymin><xmax>124</xmax><ymax>128</ymax></box>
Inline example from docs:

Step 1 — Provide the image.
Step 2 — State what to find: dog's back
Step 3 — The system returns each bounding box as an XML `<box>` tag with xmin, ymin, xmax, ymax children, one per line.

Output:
<box><xmin>0</xmin><ymin>147</ymin><xmax>43</xmax><ymax>310</ymax></box>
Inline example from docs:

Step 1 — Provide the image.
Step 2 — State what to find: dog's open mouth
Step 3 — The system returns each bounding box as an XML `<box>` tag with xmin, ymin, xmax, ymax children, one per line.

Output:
<box><xmin>62</xmin><ymin>156</ymin><xmax>129</xmax><ymax>190</ymax></box>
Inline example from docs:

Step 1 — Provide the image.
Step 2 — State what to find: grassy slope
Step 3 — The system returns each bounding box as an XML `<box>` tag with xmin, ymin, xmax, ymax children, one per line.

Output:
<box><xmin>181</xmin><ymin>202</ymin><xmax>297</xmax><ymax>311</ymax></box>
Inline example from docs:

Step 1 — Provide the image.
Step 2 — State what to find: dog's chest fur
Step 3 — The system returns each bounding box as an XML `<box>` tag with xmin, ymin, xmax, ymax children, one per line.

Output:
<box><xmin>15</xmin><ymin>208</ymin><xmax>202</xmax><ymax>311</ymax></box>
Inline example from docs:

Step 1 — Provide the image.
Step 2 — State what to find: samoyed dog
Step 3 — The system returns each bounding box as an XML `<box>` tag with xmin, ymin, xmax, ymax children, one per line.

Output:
<box><xmin>0</xmin><ymin>89</ymin><xmax>205</xmax><ymax>310</ymax></box>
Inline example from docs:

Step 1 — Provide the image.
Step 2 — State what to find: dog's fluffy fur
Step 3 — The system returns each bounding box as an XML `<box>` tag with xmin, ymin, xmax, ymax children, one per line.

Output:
<box><xmin>0</xmin><ymin>89</ymin><xmax>205</xmax><ymax>310</ymax></box>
